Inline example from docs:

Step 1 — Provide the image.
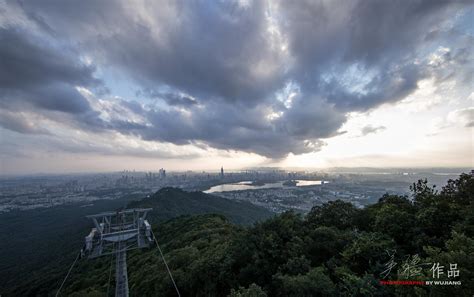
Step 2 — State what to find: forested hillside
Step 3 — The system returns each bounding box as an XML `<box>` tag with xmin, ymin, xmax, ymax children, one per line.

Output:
<box><xmin>128</xmin><ymin>187</ymin><xmax>274</xmax><ymax>225</ymax></box>
<box><xmin>5</xmin><ymin>174</ymin><xmax>474</xmax><ymax>296</ymax></box>
<box><xmin>1</xmin><ymin>188</ymin><xmax>272</xmax><ymax>296</ymax></box>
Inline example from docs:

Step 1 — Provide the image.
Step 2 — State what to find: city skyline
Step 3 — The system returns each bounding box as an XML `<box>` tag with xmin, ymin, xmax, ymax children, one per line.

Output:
<box><xmin>1</xmin><ymin>0</ymin><xmax>473</xmax><ymax>174</ymax></box>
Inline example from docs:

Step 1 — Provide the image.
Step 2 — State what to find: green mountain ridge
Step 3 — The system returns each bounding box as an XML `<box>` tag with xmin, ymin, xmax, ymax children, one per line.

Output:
<box><xmin>128</xmin><ymin>187</ymin><xmax>274</xmax><ymax>225</ymax></box>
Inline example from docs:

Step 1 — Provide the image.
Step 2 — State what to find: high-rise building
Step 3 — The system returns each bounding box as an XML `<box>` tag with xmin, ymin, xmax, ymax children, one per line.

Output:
<box><xmin>220</xmin><ymin>166</ymin><xmax>224</xmax><ymax>179</ymax></box>
<box><xmin>159</xmin><ymin>168</ymin><xmax>166</xmax><ymax>179</ymax></box>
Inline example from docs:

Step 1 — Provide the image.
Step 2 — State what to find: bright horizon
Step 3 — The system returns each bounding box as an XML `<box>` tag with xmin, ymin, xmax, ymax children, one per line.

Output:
<box><xmin>1</xmin><ymin>164</ymin><xmax>471</xmax><ymax>177</ymax></box>
<box><xmin>1</xmin><ymin>1</ymin><xmax>473</xmax><ymax>175</ymax></box>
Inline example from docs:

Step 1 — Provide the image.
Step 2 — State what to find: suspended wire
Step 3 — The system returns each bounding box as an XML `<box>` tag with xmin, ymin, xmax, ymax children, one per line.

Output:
<box><xmin>106</xmin><ymin>242</ymin><xmax>115</xmax><ymax>297</ymax></box>
<box><xmin>151</xmin><ymin>230</ymin><xmax>181</xmax><ymax>297</ymax></box>
<box><xmin>107</xmin><ymin>210</ymin><xmax>120</xmax><ymax>296</ymax></box>
<box><xmin>55</xmin><ymin>251</ymin><xmax>81</xmax><ymax>297</ymax></box>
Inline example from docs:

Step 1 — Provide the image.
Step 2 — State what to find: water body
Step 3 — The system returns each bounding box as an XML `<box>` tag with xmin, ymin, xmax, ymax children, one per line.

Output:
<box><xmin>205</xmin><ymin>180</ymin><xmax>325</xmax><ymax>193</ymax></box>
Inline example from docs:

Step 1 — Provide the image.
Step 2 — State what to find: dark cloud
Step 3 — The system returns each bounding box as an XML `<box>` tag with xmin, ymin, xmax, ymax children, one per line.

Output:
<box><xmin>18</xmin><ymin>0</ymin><xmax>285</xmax><ymax>104</ymax></box>
<box><xmin>126</xmin><ymin>97</ymin><xmax>343</xmax><ymax>158</ymax></box>
<box><xmin>0</xmin><ymin>26</ymin><xmax>99</xmax><ymax>116</ymax></box>
<box><xmin>1</xmin><ymin>83</ymin><xmax>92</xmax><ymax>113</ymax></box>
<box><xmin>0</xmin><ymin>111</ymin><xmax>50</xmax><ymax>135</ymax></box>
<box><xmin>331</xmin><ymin>63</ymin><xmax>422</xmax><ymax>112</ymax></box>
<box><xmin>344</xmin><ymin>0</ymin><xmax>452</xmax><ymax>64</ymax></box>
<box><xmin>279</xmin><ymin>0</ymin><xmax>464</xmax><ymax>111</ymax></box>
<box><xmin>139</xmin><ymin>89</ymin><xmax>198</xmax><ymax>107</ymax></box>
<box><xmin>162</xmin><ymin>93</ymin><xmax>197</xmax><ymax>107</ymax></box>
<box><xmin>360</xmin><ymin>125</ymin><xmax>387</xmax><ymax>136</ymax></box>
<box><xmin>0</xmin><ymin>27</ymin><xmax>97</xmax><ymax>90</ymax></box>
<box><xmin>0</xmin><ymin>25</ymin><xmax>117</xmax><ymax>137</ymax></box>
<box><xmin>1</xmin><ymin>0</ymin><xmax>471</xmax><ymax>159</ymax></box>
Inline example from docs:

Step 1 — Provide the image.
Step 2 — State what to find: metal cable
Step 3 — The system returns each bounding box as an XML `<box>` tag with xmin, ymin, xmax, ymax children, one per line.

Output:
<box><xmin>151</xmin><ymin>230</ymin><xmax>181</xmax><ymax>297</ymax></box>
<box><xmin>106</xmin><ymin>242</ymin><xmax>114</xmax><ymax>296</ymax></box>
<box><xmin>55</xmin><ymin>251</ymin><xmax>81</xmax><ymax>297</ymax></box>
<box><xmin>107</xmin><ymin>211</ymin><xmax>120</xmax><ymax>296</ymax></box>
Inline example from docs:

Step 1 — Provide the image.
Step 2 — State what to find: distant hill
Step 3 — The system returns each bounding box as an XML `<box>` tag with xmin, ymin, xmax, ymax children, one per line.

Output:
<box><xmin>128</xmin><ymin>187</ymin><xmax>274</xmax><ymax>225</ymax></box>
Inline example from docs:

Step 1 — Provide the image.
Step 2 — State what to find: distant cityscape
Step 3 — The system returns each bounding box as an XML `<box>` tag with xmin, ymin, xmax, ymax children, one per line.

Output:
<box><xmin>0</xmin><ymin>168</ymin><xmax>467</xmax><ymax>214</ymax></box>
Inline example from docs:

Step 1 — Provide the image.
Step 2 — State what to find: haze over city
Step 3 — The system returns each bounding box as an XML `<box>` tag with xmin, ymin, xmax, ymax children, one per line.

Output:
<box><xmin>0</xmin><ymin>0</ymin><xmax>473</xmax><ymax>174</ymax></box>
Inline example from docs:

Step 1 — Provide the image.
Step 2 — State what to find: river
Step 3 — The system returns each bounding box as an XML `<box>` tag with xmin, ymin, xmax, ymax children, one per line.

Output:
<box><xmin>204</xmin><ymin>180</ymin><xmax>325</xmax><ymax>193</ymax></box>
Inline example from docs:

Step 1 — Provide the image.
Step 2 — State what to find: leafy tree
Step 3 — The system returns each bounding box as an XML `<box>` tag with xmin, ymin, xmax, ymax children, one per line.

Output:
<box><xmin>341</xmin><ymin>232</ymin><xmax>395</xmax><ymax>275</ymax></box>
<box><xmin>307</xmin><ymin>200</ymin><xmax>359</xmax><ymax>230</ymax></box>
<box><xmin>424</xmin><ymin>231</ymin><xmax>474</xmax><ymax>296</ymax></box>
<box><xmin>441</xmin><ymin>173</ymin><xmax>474</xmax><ymax>206</ymax></box>
<box><xmin>304</xmin><ymin>226</ymin><xmax>353</xmax><ymax>266</ymax></box>
<box><xmin>225</xmin><ymin>211</ymin><xmax>304</xmax><ymax>288</ymax></box>
<box><xmin>273</xmin><ymin>267</ymin><xmax>336</xmax><ymax>297</ymax></box>
<box><xmin>333</xmin><ymin>266</ymin><xmax>382</xmax><ymax>297</ymax></box>
<box><xmin>228</xmin><ymin>283</ymin><xmax>267</xmax><ymax>297</ymax></box>
<box><xmin>373</xmin><ymin>203</ymin><xmax>416</xmax><ymax>249</ymax></box>
<box><xmin>279</xmin><ymin>255</ymin><xmax>311</xmax><ymax>276</ymax></box>
<box><xmin>411</xmin><ymin>179</ymin><xmax>437</xmax><ymax>208</ymax></box>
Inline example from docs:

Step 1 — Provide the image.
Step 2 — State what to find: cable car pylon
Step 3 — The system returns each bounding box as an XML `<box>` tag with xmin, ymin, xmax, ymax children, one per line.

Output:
<box><xmin>82</xmin><ymin>208</ymin><xmax>153</xmax><ymax>297</ymax></box>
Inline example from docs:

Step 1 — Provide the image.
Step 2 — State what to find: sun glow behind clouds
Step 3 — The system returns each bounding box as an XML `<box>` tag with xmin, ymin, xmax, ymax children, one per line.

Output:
<box><xmin>280</xmin><ymin>77</ymin><xmax>473</xmax><ymax>169</ymax></box>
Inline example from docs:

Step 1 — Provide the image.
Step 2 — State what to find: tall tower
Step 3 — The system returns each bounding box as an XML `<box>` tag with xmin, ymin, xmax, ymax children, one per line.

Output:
<box><xmin>220</xmin><ymin>166</ymin><xmax>224</xmax><ymax>179</ymax></box>
<box><xmin>83</xmin><ymin>208</ymin><xmax>153</xmax><ymax>297</ymax></box>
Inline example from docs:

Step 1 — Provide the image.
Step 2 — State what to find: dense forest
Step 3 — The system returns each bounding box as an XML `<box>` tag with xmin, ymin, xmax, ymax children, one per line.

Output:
<box><xmin>4</xmin><ymin>174</ymin><xmax>474</xmax><ymax>296</ymax></box>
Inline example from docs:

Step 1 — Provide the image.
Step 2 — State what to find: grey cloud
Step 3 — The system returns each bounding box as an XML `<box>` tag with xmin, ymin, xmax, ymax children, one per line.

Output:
<box><xmin>428</xmin><ymin>45</ymin><xmax>474</xmax><ymax>86</ymax></box>
<box><xmin>279</xmin><ymin>0</ymin><xmax>464</xmax><ymax>111</ymax></box>
<box><xmin>344</xmin><ymin>0</ymin><xmax>453</xmax><ymax>64</ymax></box>
<box><xmin>0</xmin><ymin>26</ymin><xmax>99</xmax><ymax>115</ymax></box>
<box><xmin>163</xmin><ymin>94</ymin><xmax>197</xmax><ymax>107</ymax></box>
<box><xmin>48</xmin><ymin>138</ymin><xmax>198</xmax><ymax>159</ymax></box>
<box><xmin>123</xmin><ymin>97</ymin><xmax>343</xmax><ymax>158</ymax></box>
<box><xmin>139</xmin><ymin>89</ymin><xmax>198</xmax><ymax>107</ymax></box>
<box><xmin>451</xmin><ymin>108</ymin><xmax>474</xmax><ymax>128</ymax></box>
<box><xmin>275</xmin><ymin>95</ymin><xmax>347</xmax><ymax>140</ymax></box>
<box><xmin>16</xmin><ymin>0</ymin><xmax>287</xmax><ymax>104</ymax></box>
<box><xmin>1</xmin><ymin>0</ymin><xmax>472</xmax><ymax>159</ymax></box>
<box><xmin>0</xmin><ymin>111</ymin><xmax>50</xmax><ymax>135</ymax></box>
<box><xmin>360</xmin><ymin>125</ymin><xmax>386</xmax><ymax>136</ymax></box>
<box><xmin>1</xmin><ymin>83</ymin><xmax>92</xmax><ymax>113</ymax></box>
<box><xmin>0</xmin><ymin>27</ymin><xmax>97</xmax><ymax>90</ymax></box>
<box><xmin>0</xmin><ymin>25</ymin><xmax>114</xmax><ymax>137</ymax></box>
<box><xmin>280</xmin><ymin>0</ymin><xmax>455</xmax><ymax>67</ymax></box>
<box><xmin>0</xmin><ymin>126</ymin><xmax>198</xmax><ymax>160</ymax></box>
<box><xmin>323</xmin><ymin>63</ymin><xmax>422</xmax><ymax>112</ymax></box>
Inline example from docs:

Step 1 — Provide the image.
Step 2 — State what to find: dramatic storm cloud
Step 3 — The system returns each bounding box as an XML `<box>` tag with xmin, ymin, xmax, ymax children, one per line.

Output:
<box><xmin>0</xmin><ymin>0</ymin><xmax>472</xmax><ymax>172</ymax></box>
<box><xmin>0</xmin><ymin>27</ymin><xmax>95</xmax><ymax>111</ymax></box>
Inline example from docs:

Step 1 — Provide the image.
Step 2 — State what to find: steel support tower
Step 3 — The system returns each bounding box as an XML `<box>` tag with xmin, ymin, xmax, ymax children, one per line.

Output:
<box><xmin>82</xmin><ymin>208</ymin><xmax>153</xmax><ymax>297</ymax></box>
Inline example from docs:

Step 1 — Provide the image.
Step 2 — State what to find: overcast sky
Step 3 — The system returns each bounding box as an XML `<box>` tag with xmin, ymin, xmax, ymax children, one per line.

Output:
<box><xmin>0</xmin><ymin>0</ymin><xmax>473</xmax><ymax>174</ymax></box>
